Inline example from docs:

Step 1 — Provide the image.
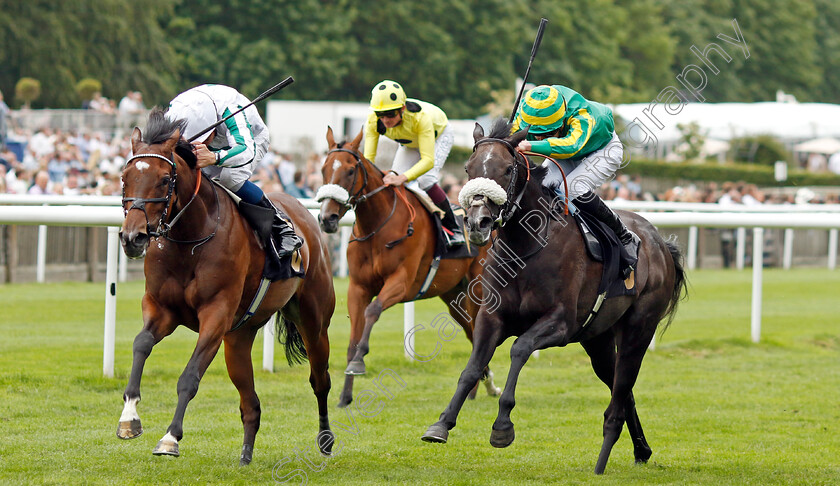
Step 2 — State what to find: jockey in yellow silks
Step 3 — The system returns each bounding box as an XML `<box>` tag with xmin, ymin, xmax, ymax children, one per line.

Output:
<box><xmin>363</xmin><ymin>80</ymin><xmax>464</xmax><ymax>246</ymax></box>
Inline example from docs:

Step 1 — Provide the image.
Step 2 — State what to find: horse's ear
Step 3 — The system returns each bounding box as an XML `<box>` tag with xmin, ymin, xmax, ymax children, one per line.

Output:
<box><xmin>509</xmin><ymin>126</ymin><xmax>529</xmax><ymax>147</ymax></box>
<box><xmin>472</xmin><ymin>122</ymin><xmax>485</xmax><ymax>144</ymax></box>
<box><xmin>130</xmin><ymin>127</ymin><xmax>142</xmax><ymax>151</ymax></box>
<box><xmin>163</xmin><ymin>128</ymin><xmax>180</xmax><ymax>152</ymax></box>
<box><xmin>326</xmin><ymin>126</ymin><xmax>336</xmax><ymax>149</ymax></box>
<box><xmin>348</xmin><ymin>128</ymin><xmax>364</xmax><ymax>151</ymax></box>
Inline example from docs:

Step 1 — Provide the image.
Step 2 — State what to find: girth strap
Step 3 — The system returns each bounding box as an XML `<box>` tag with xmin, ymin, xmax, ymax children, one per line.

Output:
<box><xmin>230</xmin><ymin>277</ymin><xmax>272</xmax><ymax>332</ymax></box>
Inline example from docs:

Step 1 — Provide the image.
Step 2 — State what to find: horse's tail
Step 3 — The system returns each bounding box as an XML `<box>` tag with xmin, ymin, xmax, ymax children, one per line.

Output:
<box><xmin>660</xmin><ymin>235</ymin><xmax>689</xmax><ymax>332</ymax></box>
<box><xmin>275</xmin><ymin>314</ymin><xmax>309</xmax><ymax>366</ymax></box>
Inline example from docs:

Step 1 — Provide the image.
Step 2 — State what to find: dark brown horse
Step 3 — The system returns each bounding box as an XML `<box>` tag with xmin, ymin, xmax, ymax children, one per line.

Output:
<box><xmin>317</xmin><ymin>127</ymin><xmax>500</xmax><ymax>408</ymax></box>
<box><xmin>421</xmin><ymin>120</ymin><xmax>687</xmax><ymax>474</ymax></box>
<box><xmin>116</xmin><ymin>109</ymin><xmax>335</xmax><ymax>465</ymax></box>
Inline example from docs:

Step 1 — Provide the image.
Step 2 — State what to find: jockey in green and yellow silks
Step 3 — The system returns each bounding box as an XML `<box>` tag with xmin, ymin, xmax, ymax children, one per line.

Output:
<box><xmin>364</xmin><ymin>80</ymin><xmax>463</xmax><ymax>246</ymax></box>
<box><xmin>512</xmin><ymin>85</ymin><xmax>639</xmax><ymax>279</ymax></box>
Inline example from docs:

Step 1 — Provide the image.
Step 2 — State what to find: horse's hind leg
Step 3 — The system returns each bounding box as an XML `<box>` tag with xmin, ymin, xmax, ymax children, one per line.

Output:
<box><xmin>223</xmin><ymin>327</ymin><xmax>261</xmax><ymax>466</ymax></box>
<box><xmin>291</xmin><ymin>289</ymin><xmax>336</xmax><ymax>456</ymax></box>
<box><xmin>592</xmin><ymin>314</ymin><xmax>657</xmax><ymax>475</ymax></box>
<box><xmin>581</xmin><ymin>330</ymin><xmax>651</xmax><ymax>464</ymax></box>
<box><xmin>117</xmin><ymin>299</ymin><xmax>177</xmax><ymax>440</ymax></box>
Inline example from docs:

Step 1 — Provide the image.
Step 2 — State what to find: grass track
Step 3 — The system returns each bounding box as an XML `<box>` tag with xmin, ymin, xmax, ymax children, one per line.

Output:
<box><xmin>1</xmin><ymin>268</ymin><xmax>839</xmax><ymax>484</ymax></box>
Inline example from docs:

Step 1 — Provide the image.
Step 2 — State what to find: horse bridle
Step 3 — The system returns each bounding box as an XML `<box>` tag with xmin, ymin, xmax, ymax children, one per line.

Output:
<box><xmin>324</xmin><ymin>147</ymin><xmax>414</xmax><ymax>247</ymax></box>
<box><xmin>472</xmin><ymin>137</ymin><xmax>531</xmax><ymax>228</ymax></box>
<box><xmin>325</xmin><ymin>147</ymin><xmax>391</xmax><ymax>209</ymax></box>
<box><xmin>122</xmin><ymin>152</ymin><xmax>219</xmax><ymax>249</ymax></box>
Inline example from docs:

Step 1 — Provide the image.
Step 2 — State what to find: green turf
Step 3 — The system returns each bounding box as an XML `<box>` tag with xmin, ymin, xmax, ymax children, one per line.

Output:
<box><xmin>1</xmin><ymin>269</ymin><xmax>839</xmax><ymax>485</ymax></box>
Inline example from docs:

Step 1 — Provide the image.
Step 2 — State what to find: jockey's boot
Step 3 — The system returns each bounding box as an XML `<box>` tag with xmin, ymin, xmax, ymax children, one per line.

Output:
<box><xmin>257</xmin><ymin>196</ymin><xmax>303</xmax><ymax>259</ymax></box>
<box><xmin>574</xmin><ymin>192</ymin><xmax>640</xmax><ymax>279</ymax></box>
<box><xmin>436</xmin><ymin>201</ymin><xmax>465</xmax><ymax>247</ymax></box>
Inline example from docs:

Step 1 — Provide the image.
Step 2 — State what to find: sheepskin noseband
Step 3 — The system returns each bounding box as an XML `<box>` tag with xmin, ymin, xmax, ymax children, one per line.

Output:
<box><xmin>458</xmin><ymin>177</ymin><xmax>508</xmax><ymax>209</ymax></box>
<box><xmin>315</xmin><ymin>184</ymin><xmax>351</xmax><ymax>206</ymax></box>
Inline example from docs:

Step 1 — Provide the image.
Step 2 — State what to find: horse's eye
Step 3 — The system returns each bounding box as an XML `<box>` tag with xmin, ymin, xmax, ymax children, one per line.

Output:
<box><xmin>347</xmin><ymin>168</ymin><xmax>355</xmax><ymax>176</ymax></box>
<box><xmin>161</xmin><ymin>176</ymin><xmax>170</xmax><ymax>186</ymax></box>
<box><xmin>505</xmin><ymin>166</ymin><xmax>513</xmax><ymax>175</ymax></box>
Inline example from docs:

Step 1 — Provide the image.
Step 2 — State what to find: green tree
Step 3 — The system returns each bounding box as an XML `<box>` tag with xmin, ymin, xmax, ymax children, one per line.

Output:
<box><xmin>169</xmin><ymin>0</ymin><xmax>357</xmax><ymax>104</ymax></box>
<box><xmin>730</xmin><ymin>0</ymin><xmax>820</xmax><ymax>101</ymax></box>
<box><xmin>0</xmin><ymin>0</ymin><xmax>179</xmax><ymax>108</ymax></box>
<box><xmin>812</xmin><ymin>0</ymin><xmax>840</xmax><ymax>103</ymax></box>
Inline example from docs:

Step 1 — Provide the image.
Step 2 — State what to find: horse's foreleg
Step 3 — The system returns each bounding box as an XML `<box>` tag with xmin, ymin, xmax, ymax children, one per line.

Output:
<box><xmin>153</xmin><ymin>306</ymin><xmax>230</xmax><ymax>458</ymax></box>
<box><xmin>593</xmin><ymin>316</ymin><xmax>655</xmax><ymax>475</ymax></box>
<box><xmin>442</xmin><ymin>287</ymin><xmax>500</xmax><ymax>399</ymax></box>
<box><xmin>345</xmin><ymin>273</ymin><xmax>407</xmax><ymax>376</ymax></box>
<box><xmin>339</xmin><ymin>282</ymin><xmax>371</xmax><ymax>407</ymax></box>
<box><xmin>223</xmin><ymin>327</ymin><xmax>261</xmax><ymax>466</ymax></box>
<box><xmin>422</xmin><ymin>312</ymin><xmax>503</xmax><ymax>444</ymax></box>
<box><xmin>117</xmin><ymin>299</ymin><xmax>177</xmax><ymax>440</ymax></box>
<box><xmin>491</xmin><ymin>307</ymin><xmax>569</xmax><ymax>448</ymax></box>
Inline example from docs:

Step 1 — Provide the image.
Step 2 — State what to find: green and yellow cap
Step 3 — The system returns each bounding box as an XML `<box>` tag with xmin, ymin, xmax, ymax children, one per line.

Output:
<box><xmin>518</xmin><ymin>85</ymin><xmax>567</xmax><ymax>134</ymax></box>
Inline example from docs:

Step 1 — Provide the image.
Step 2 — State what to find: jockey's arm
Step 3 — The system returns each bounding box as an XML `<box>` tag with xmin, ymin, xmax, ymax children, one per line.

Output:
<box><xmin>214</xmin><ymin>108</ymin><xmax>258</xmax><ymax>168</ymax></box>
<box><xmin>401</xmin><ymin>118</ymin><xmax>436</xmax><ymax>181</ymax></box>
<box><xmin>363</xmin><ymin>117</ymin><xmax>380</xmax><ymax>163</ymax></box>
<box><xmin>528</xmin><ymin>110</ymin><xmax>595</xmax><ymax>160</ymax></box>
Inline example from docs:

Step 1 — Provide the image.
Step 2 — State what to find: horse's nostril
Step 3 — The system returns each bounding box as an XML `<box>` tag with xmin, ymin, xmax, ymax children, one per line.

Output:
<box><xmin>134</xmin><ymin>232</ymin><xmax>149</xmax><ymax>246</ymax></box>
<box><xmin>478</xmin><ymin>216</ymin><xmax>493</xmax><ymax>230</ymax></box>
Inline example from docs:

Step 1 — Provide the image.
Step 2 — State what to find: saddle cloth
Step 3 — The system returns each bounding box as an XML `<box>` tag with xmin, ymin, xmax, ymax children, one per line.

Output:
<box><xmin>405</xmin><ymin>185</ymin><xmax>480</xmax><ymax>260</ymax></box>
<box><xmin>573</xmin><ymin>208</ymin><xmax>636</xmax><ymax>298</ymax></box>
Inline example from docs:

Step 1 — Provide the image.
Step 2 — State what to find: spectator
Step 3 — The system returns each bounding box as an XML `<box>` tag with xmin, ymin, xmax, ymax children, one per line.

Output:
<box><xmin>0</xmin><ymin>89</ymin><xmax>9</xmax><ymax>150</ymax></box>
<box><xmin>285</xmin><ymin>170</ymin><xmax>313</xmax><ymax>199</ymax></box>
<box><xmin>27</xmin><ymin>170</ymin><xmax>51</xmax><ymax>195</ymax></box>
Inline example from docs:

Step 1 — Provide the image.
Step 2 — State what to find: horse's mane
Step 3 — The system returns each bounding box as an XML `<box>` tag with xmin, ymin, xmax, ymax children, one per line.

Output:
<box><xmin>487</xmin><ymin>117</ymin><xmax>514</xmax><ymax>139</ymax></box>
<box><xmin>144</xmin><ymin>107</ymin><xmax>197</xmax><ymax>168</ymax></box>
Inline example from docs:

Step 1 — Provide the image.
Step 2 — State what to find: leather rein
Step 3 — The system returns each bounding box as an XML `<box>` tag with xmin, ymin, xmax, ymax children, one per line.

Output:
<box><xmin>326</xmin><ymin>147</ymin><xmax>416</xmax><ymax>248</ymax></box>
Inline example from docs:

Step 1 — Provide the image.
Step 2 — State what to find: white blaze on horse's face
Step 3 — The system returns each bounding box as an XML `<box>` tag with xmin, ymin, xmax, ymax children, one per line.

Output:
<box><xmin>135</xmin><ymin>161</ymin><xmax>150</xmax><ymax>172</ymax></box>
<box><xmin>332</xmin><ymin>159</ymin><xmax>341</xmax><ymax>171</ymax></box>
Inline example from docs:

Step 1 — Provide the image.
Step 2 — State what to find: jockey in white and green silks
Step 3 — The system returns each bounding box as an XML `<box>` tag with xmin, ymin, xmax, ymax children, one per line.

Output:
<box><xmin>512</xmin><ymin>84</ymin><xmax>640</xmax><ymax>278</ymax></box>
<box><xmin>363</xmin><ymin>80</ymin><xmax>464</xmax><ymax>246</ymax></box>
<box><xmin>166</xmin><ymin>84</ymin><xmax>301</xmax><ymax>258</ymax></box>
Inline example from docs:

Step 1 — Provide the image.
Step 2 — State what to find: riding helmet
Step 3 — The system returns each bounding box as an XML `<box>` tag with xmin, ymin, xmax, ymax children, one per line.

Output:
<box><xmin>517</xmin><ymin>85</ymin><xmax>567</xmax><ymax>135</ymax></box>
<box><xmin>370</xmin><ymin>80</ymin><xmax>406</xmax><ymax>112</ymax></box>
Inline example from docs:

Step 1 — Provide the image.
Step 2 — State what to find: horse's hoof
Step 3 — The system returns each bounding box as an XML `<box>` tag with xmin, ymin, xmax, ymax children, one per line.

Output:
<box><xmin>152</xmin><ymin>438</ymin><xmax>180</xmax><ymax>457</ymax></box>
<box><xmin>336</xmin><ymin>397</ymin><xmax>352</xmax><ymax>408</ymax></box>
<box><xmin>421</xmin><ymin>424</ymin><xmax>449</xmax><ymax>443</ymax></box>
<box><xmin>490</xmin><ymin>426</ymin><xmax>515</xmax><ymax>448</ymax></box>
<box><xmin>344</xmin><ymin>360</ymin><xmax>366</xmax><ymax>375</ymax></box>
<box><xmin>467</xmin><ymin>387</ymin><xmax>478</xmax><ymax>400</ymax></box>
<box><xmin>486</xmin><ymin>385</ymin><xmax>502</xmax><ymax>397</ymax></box>
<box><xmin>116</xmin><ymin>419</ymin><xmax>143</xmax><ymax>440</ymax></box>
<box><xmin>634</xmin><ymin>446</ymin><xmax>652</xmax><ymax>464</ymax></box>
<box><xmin>240</xmin><ymin>444</ymin><xmax>253</xmax><ymax>466</ymax></box>
<box><xmin>317</xmin><ymin>430</ymin><xmax>335</xmax><ymax>456</ymax></box>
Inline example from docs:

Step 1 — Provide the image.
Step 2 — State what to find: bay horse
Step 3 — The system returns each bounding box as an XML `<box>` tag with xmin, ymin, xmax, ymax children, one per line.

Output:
<box><xmin>421</xmin><ymin>120</ymin><xmax>687</xmax><ymax>474</ymax></box>
<box><xmin>317</xmin><ymin>127</ymin><xmax>500</xmax><ymax>408</ymax></box>
<box><xmin>116</xmin><ymin>109</ymin><xmax>335</xmax><ymax>465</ymax></box>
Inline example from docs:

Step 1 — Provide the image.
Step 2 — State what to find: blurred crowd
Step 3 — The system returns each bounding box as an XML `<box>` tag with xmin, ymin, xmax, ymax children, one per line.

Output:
<box><xmin>0</xmin><ymin>126</ymin><xmax>327</xmax><ymax>198</ymax></box>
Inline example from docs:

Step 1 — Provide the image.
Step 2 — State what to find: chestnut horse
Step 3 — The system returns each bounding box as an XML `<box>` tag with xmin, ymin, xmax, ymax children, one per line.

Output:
<box><xmin>116</xmin><ymin>109</ymin><xmax>335</xmax><ymax>465</ymax></box>
<box><xmin>421</xmin><ymin>120</ymin><xmax>687</xmax><ymax>474</ymax></box>
<box><xmin>317</xmin><ymin>127</ymin><xmax>499</xmax><ymax>408</ymax></box>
